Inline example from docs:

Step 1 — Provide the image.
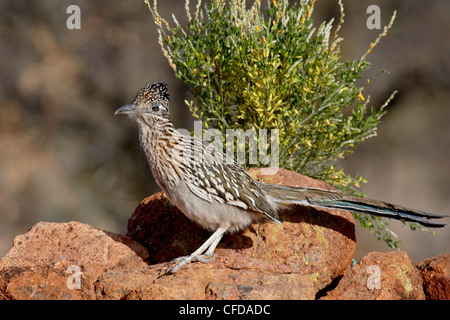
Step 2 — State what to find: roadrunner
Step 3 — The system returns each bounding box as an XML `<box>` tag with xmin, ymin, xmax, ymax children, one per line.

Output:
<box><xmin>115</xmin><ymin>82</ymin><xmax>446</xmax><ymax>274</ymax></box>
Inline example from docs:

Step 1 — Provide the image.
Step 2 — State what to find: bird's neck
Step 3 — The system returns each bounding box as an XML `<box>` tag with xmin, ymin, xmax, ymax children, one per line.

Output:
<box><xmin>136</xmin><ymin>115</ymin><xmax>185</xmax><ymax>187</ymax></box>
<box><xmin>137</xmin><ymin>116</ymin><xmax>178</xmax><ymax>153</ymax></box>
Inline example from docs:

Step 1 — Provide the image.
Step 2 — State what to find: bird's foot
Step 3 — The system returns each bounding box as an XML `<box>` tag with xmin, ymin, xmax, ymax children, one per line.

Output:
<box><xmin>166</xmin><ymin>253</ymin><xmax>217</xmax><ymax>274</ymax></box>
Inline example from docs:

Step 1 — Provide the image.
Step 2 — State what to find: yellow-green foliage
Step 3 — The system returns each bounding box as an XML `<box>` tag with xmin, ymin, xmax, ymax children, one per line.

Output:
<box><xmin>147</xmin><ymin>0</ymin><xmax>409</xmax><ymax>248</ymax></box>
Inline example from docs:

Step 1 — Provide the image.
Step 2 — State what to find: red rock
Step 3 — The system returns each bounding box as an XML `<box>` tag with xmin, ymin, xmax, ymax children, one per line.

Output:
<box><xmin>321</xmin><ymin>251</ymin><xmax>426</xmax><ymax>300</ymax></box>
<box><xmin>94</xmin><ymin>263</ymin><xmax>315</xmax><ymax>300</ymax></box>
<box><xmin>416</xmin><ymin>254</ymin><xmax>450</xmax><ymax>300</ymax></box>
<box><xmin>126</xmin><ymin>167</ymin><xmax>356</xmax><ymax>294</ymax></box>
<box><xmin>0</xmin><ymin>221</ymin><xmax>148</xmax><ymax>300</ymax></box>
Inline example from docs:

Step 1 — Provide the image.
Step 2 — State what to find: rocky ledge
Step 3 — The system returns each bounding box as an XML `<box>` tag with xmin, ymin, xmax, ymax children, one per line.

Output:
<box><xmin>0</xmin><ymin>168</ymin><xmax>448</xmax><ymax>300</ymax></box>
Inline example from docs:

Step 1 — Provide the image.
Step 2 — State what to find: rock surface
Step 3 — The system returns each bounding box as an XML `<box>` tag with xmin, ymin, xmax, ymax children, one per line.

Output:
<box><xmin>321</xmin><ymin>251</ymin><xmax>426</xmax><ymax>300</ymax></box>
<box><xmin>0</xmin><ymin>221</ymin><xmax>148</xmax><ymax>299</ymax></box>
<box><xmin>416</xmin><ymin>254</ymin><xmax>450</xmax><ymax>300</ymax></box>
<box><xmin>94</xmin><ymin>263</ymin><xmax>315</xmax><ymax>300</ymax></box>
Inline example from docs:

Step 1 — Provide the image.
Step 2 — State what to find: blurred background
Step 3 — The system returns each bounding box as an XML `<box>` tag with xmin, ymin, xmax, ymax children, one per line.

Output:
<box><xmin>0</xmin><ymin>0</ymin><xmax>448</xmax><ymax>262</ymax></box>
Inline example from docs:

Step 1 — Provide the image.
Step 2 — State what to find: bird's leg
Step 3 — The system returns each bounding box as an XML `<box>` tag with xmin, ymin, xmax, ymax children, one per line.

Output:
<box><xmin>193</xmin><ymin>232</ymin><xmax>224</xmax><ymax>263</ymax></box>
<box><xmin>165</xmin><ymin>227</ymin><xmax>227</xmax><ymax>274</ymax></box>
<box><xmin>202</xmin><ymin>230</ymin><xmax>224</xmax><ymax>257</ymax></box>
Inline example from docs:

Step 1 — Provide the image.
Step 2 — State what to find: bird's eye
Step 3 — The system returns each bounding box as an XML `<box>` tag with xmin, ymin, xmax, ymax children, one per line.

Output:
<box><xmin>152</xmin><ymin>104</ymin><xmax>160</xmax><ymax>112</ymax></box>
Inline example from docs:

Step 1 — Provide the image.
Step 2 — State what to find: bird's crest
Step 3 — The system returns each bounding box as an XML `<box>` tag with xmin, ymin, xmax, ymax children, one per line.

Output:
<box><xmin>134</xmin><ymin>82</ymin><xmax>170</xmax><ymax>105</ymax></box>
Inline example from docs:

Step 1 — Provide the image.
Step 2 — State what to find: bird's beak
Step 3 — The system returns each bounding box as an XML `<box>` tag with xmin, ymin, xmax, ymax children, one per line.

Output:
<box><xmin>114</xmin><ymin>104</ymin><xmax>136</xmax><ymax>116</ymax></box>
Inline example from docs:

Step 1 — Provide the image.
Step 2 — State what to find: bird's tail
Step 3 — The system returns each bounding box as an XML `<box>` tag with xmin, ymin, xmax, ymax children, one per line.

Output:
<box><xmin>260</xmin><ymin>183</ymin><xmax>447</xmax><ymax>228</ymax></box>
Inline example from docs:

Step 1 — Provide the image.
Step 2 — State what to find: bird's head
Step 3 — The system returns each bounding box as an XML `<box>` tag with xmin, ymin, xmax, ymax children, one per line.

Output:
<box><xmin>115</xmin><ymin>82</ymin><xmax>171</xmax><ymax>122</ymax></box>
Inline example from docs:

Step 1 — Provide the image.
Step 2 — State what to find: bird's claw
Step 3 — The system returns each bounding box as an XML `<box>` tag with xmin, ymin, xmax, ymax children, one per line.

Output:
<box><xmin>165</xmin><ymin>254</ymin><xmax>217</xmax><ymax>274</ymax></box>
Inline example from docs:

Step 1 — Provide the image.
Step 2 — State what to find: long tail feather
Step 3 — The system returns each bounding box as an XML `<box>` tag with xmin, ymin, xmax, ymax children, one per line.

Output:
<box><xmin>260</xmin><ymin>183</ymin><xmax>447</xmax><ymax>228</ymax></box>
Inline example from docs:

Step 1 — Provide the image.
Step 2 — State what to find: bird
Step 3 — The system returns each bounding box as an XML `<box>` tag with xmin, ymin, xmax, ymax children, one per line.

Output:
<box><xmin>115</xmin><ymin>82</ymin><xmax>447</xmax><ymax>274</ymax></box>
